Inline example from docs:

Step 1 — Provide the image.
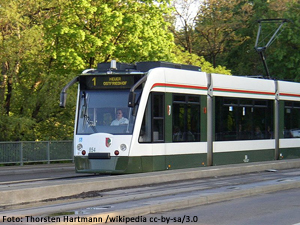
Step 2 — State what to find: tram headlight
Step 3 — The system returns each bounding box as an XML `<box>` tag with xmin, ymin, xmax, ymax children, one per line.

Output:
<box><xmin>77</xmin><ymin>144</ymin><xmax>83</xmax><ymax>151</ymax></box>
<box><xmin>120</xmin><ymin>144</ymin><xmax>127</xmax><ymax>151</ymax></box>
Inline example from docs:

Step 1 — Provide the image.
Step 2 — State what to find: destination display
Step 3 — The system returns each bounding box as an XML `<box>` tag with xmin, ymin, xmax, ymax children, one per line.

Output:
<box><xmin>80</xmin><ymin>75</ymin><xmax>135</xmax><ymax>89</ymax></box>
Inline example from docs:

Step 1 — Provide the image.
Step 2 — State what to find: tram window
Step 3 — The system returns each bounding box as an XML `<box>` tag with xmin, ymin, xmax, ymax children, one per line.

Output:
<box><xmin>285</xmin><ymin>101</ymin><xmax>293</xmax><ymax>107</ymax></box>
<box><xmin>153</xmin><ymin>93</ymin><xmax>164</xmax><ymax>142</ymax></box>
<box><xmin>76</xmin><ymin>89</ymin><xmax>141</xmax><ymax>135</ymax></box>
<box><xmin>284</xmin><ymin>101</ymin><xmax>300</xmax><ymax>138</ymax></box>
<box><xmin>215</xmin><ymin>97</ymin><xmax>274</xmax><ymax>141</ymax></box>
<box><xmin>153</xmin><ymin>94</ymin><xmax>164</xmax><ymax>118</ymax></box>
<box><xmin>172</xmin><ymin>94</ymin><xmax>200</xmax><ymax>142</ymax></box>
<box><xmin>139</xmin><ymin>92</ymin><xmax>164</xmax><ymax>143</ymax></box>
<box><xmin>294</xmin><ymin>102</ymin><xmax>300</xmax><ymax>108</ymax></box>
<box><xmin>254</xmin><ymin>100</ymin><xmax>267</xmax><ymax>107</ymax></box>
<box><xmin>173</xmin><ymin>95</ymin><xmax>185</xmax><ymax>102</ymax></box>
<box><xmin>188</xmin><ymin>96</ymin><xmax>200</xmax><ymax>103</ymax></box>
<box><xmin>285</xmin><ymin>101</ymin><xmax>300</xmax><ymax>109</ymax></box>
<box><xmin>153</xmin><ymin>120</ymin><xmax>164</xmax><ymax>141</ymax></box>
<box><xmin>240</xmin><ymin>99</ymin><xmax>252</xmax><ymax>107</ymax></box>
<box><xmin>223</xmin><ymin>98</ymin><xmax>238</xmax><ymax>106</ymax></box>
<box><xmin>139</xmin><ymin>96</ymin><xmax>152</xmax><ymax>142</ymax></box>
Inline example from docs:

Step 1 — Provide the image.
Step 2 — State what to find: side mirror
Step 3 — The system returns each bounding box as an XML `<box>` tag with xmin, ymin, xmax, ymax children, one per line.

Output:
<box><xmin>59</xmin><ymin>76</ymin><xmax>79</xmax><ymax>108</ymax></box>
<box><xmin>128</xmin><ymin>92</ymin><xmax>136</xmax><ymax>108</ymax></box>
<box><xmin>60</xmin><ymin>92</ymin><xmax>67</xmax><ymax>108</ymax></box>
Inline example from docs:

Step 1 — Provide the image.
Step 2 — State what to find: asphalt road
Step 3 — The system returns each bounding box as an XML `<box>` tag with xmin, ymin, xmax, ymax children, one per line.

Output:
<box><xmin>108</xmin><ymin>188</ymin><xmax>300</xmax><ymax>225</ymax></box>
<box><xmin>1</xmin><ymin>160</ymin><xmax>300</xmax><ymax>225</ymax></box>
<box><xmin>0</xmin><ymin>163</ymin><xmax>77</xmax><ymax>182</ymax></box>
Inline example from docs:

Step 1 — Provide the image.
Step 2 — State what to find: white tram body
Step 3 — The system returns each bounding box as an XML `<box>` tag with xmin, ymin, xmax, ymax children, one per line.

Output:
<box><xmin>212</xmin><ymin>74</ymin><xmax>276</xmax><ymax>156</ymax></box>
<box><xmin>60</xmin><ymin>61</ymin><xmax>300</xmax><ymax>174</ymax></box>
<box><xmin>278</xmin><ymin>81</ymin><xmax>300</xmax><ymax>148</ymax></box>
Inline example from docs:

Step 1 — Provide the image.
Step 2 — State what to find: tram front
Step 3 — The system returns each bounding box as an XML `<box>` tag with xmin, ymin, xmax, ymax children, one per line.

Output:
<box><xmin>60</xmin><ymin>61</ymin><xmax>144</xmax><ymax>174</ymax></box>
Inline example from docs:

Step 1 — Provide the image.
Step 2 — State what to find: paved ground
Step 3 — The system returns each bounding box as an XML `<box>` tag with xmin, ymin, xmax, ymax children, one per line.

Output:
<box><xmin>0</xmin><ymin>159</ymin><xmax>300</xmax><ymax>224</ymax></box>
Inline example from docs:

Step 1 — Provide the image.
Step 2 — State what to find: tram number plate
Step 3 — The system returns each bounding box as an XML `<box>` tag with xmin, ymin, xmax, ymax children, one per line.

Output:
<box><xmin>89</xmin><ymin>147</ymin><xmax>96</xmax><ymax>152</ymax></box>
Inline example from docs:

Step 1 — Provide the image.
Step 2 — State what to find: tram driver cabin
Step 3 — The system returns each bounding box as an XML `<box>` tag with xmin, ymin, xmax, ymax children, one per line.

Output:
<box><xmin>60</xmin><ymin>61</ymin><xmax>300</xmax><ymax>174</ymax></box>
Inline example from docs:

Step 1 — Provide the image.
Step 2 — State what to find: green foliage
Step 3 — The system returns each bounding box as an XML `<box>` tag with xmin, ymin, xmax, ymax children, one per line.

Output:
<box><xmin>0</xmin><ymin>0</ymin><xmax>176</xmax><ymax>141</ymax></box>
<box><xmin>173</xmin><ymin>47</ymin><xmax>231</xmax><ymax>74</ymax></box>
<box><xmin>270</xmin><ymin>1</ymin><xmax>300</xmax><ymax>81</ymax></box>
<box><xmin>172</xmin><ymin>0</ymin><xmax>253</xmax><ymax>68</ymax></box>
<box><xmin>216</xmin><ymin>0</ymin><xmax>300</xmax><ymax>79</ymax></box>
<box><xmin>172</xmin><ymin>0</ymin><xmax>299</xmax><ymax>80</ymax></box>
<box><xmin>44</xmin><ymin>0</ymin><xmax>174</xmax><ymax>70</ymax></box>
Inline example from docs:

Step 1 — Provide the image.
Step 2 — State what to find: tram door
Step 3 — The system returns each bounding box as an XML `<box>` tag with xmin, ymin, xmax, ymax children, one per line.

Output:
<box><xmin>139</xmin><ymin>92</ymin><xmax>166</xmax><ymax>172</ymax></box>
<box><xmin>166</xmin><ymin>94</ymin><xmax>203</xmax><ymax>169</ymax></box>
<box><xmin>139</xmin><ymin>92</ymin><xmax>204</xmax><ymax>171</ymax></box>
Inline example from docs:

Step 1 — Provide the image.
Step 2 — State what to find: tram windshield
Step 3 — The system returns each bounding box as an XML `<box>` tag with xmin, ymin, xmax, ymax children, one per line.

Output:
<box><xmin>77</xmin><ymin>89</ymin><xmax>141</xmax><ymax>135</ymax></box>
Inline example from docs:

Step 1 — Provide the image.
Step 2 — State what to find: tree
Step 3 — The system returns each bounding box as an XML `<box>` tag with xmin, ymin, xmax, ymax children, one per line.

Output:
<box><xmin>194</xmin><ymin>0</ymin><xmax>253</xmax><ymax>68</ymax></box>
<box><xmin>222</xmin><ymin>0</ymin><xmax>300</xmax><ymax>79</ymax></box>
<box><xmin>169</xmin><ymin>0</ymin><xmax>233</xmax><ymax>72</ymax></box>
<box><xmin>173</xmin><ymin>46</ymin><xmax>231</xmax><ymax>74</ymax></box>
<box><xmin>170</xmin><ymin>0</ymin><xmax>201</xmax><ymax>54</ymax></box>
<box><xmin>0</xmin><ymin>0</ymin><xmax>50</xmax><ymax>140</ymax></box>
<box><xmin>0</xmin><ymin>0</ymin><xmax>177</xmax><ymax>141</ymax></box>
<box><xmin>268</xmin><ymin>0</ymin><xmax>300</xmax><ymax>80</ymax></box>
<box><xmin>44</xmin><ymin>0</ymin><xmax>175</xmax><ymax>70</ymax></box>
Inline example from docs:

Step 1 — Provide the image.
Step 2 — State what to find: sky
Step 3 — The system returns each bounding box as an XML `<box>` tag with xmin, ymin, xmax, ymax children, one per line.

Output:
<box><xmin>173</xmin><ymin>0</ymin><xmax>202</xmax><ymax>30</ymax></box>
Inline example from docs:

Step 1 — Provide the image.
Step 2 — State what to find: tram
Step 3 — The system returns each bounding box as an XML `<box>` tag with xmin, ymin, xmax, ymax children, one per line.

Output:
<box><xmin>60</xmin><ymin>61</ymin><xmax>300</xmax><ymax>174</ymax></box>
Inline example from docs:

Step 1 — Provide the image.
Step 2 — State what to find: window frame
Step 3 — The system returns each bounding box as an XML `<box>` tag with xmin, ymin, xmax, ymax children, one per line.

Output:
<box><xmin>215</xmin><ymin>97</ymin><xmax>274</xmax><ymax>141</ymax></box>
<box><xmin>138</xmin><ymin>92</ymin><xmax>165</xmax><ymax>143</ymax></box>
<box><xmin>172</xmin><ymin>94</ymin><xmax>201</xmax><ymax>142</ymax></box>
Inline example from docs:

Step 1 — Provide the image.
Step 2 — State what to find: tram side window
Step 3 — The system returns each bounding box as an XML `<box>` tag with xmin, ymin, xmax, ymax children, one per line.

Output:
<box><xmin>172</xmin><ymin>94</ymin><xmax>200</xmax><ymax>142</ymax></box>
<box><xmin>284</xmin><ymin>101</ymin><xmax>300</xmax><ymax>138</ymax></box>
<box><xmin>215</xmin><ymin>97</ymin><xmax>274</xmax><ymax>141</ymax></box>
<box><xmin>139</xmin><ymin>92</ymin><xmax>165</xmax><ymax>143</ymax></box>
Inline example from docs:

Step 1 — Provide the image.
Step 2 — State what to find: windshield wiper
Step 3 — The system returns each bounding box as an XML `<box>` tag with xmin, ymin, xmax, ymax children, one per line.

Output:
<box><xmin>80</xmin><ymin>92</ymin><xmax>97</xmax><ymax>133</ymax></box>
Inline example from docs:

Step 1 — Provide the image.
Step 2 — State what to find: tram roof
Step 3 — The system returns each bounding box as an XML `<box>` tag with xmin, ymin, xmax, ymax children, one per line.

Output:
<box><xmin>81</xmin><ymin>61</ymin><xmax>201</xmax><ymax>75</ymax></box>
